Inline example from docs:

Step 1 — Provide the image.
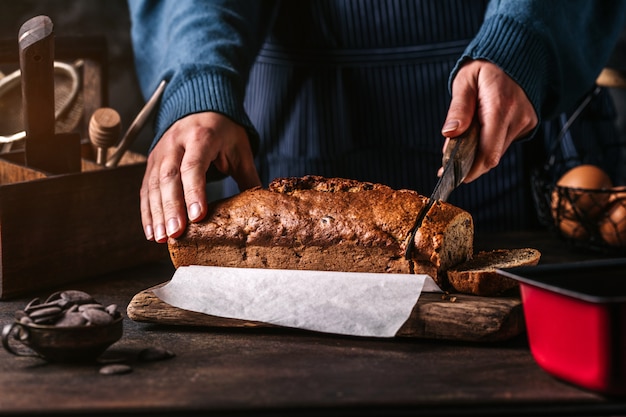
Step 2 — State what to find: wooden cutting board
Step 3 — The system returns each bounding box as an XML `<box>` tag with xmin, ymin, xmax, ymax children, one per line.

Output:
<box><xmin>127</xmin><ymin>283</ymin><xmax>524</xmax><ymax>342</ymax></box>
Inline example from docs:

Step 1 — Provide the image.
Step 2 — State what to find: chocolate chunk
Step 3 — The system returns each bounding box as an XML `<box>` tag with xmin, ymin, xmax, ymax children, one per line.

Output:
<box><xmin>44</xmin><ymin>291</ymin><xmax>62</xmax><ymax>303</ymax></box>
<box><xmin>99</xmin><ymin>364</ymin><xmax>132</xmax><ymax>375</ymax></box>
<box><xmin>78</xmin><ymin>303</ymin><xmax>105</xmax><ymax>312</ymax></box>
<box><xmin>24</xmin><ymin>299</ymin><xmax>71</xmax><ymax>313</ymax></box>
<box><xmin>82</xmin><ymin>308</ymin><xmax>114</xmax><ymax>326</ymax></box>
<box><xmin>33</xmin><ymin>316</ymin><xmax>58</xmax><ymax>325</ymax></box>
<box><xmin>60</xmin><ymin>290</ymin><xmax>94</xmax><ymax>305</ymax></box>
<box><xmin>24</xmin><ymin>297</ymin><xmax>41</xmax><ymax>312</ymax></box>
<box><xmin>28</xmin><ymin>306</ymin><xmax>62</xmax><ymax>320</ymax></box>
<box><xmin>105</xmin><ymin>304</ymin><xmax>119</xmax><ymax>317</ymax></box>
<box><xmin>55</xmin><ymin>311</ymin><xmax>88</xmax><ymax>327</ymax></box>
<box><xmin>138</xmin><ymin>347</ymin><xmax>176</xmax><ymax>362</ymax></box>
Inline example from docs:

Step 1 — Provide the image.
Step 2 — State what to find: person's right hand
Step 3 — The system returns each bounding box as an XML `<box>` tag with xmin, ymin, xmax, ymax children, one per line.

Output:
<box><xmin>140</xmin><ymin>112</ymin><xmax>261</xmax><ymax>243</ymax></box>
<box><xmin>441</xmin><ymin>59</ymin><xmax>538</xmax><ymax>183</ymax></box>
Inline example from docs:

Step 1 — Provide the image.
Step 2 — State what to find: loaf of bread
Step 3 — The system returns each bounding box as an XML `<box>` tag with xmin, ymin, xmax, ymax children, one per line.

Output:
<box><xmin>168</xmin><ymin>176</ymin><xmax>474</xmax><ymax>287</ymax></box>
<box><xmin>447</xmin><ymin>248</ymin><xmax>541</xmax><ymax>296</ymax></box>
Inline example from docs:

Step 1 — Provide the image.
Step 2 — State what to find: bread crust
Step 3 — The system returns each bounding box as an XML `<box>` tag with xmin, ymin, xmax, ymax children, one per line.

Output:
<box><xmin>447</xmin><ymin>248</ymin><xmax>541</xmax><ymax>296</ymax></box>
<box><xmin>168</xmin><ymin>176</ymin><xmax>474</xmax><ymax>286</ymax></box>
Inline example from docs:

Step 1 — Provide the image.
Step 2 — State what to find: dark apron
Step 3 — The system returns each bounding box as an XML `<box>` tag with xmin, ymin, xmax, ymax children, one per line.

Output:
<box><xmin>237</xmin><ymin>0</ymin><xmax>533</xmax><ymax>232</ymax></box>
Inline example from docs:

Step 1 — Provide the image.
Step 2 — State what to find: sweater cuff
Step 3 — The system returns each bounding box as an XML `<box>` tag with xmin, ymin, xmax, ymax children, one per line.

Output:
<box><xmin>449</xmin><ymin>14</ymin><xmax>551</xmax><ymax>124</ymax></box>
<box><xmin>151</xmin><ymin>66</ymin><xmax>260</xmax><ymax>155</ymax></box>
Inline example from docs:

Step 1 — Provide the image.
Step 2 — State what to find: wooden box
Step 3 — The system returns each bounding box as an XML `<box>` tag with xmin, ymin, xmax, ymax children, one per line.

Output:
<box><xmin>0</xmin><ymin>36</ymin><xmax>167</xmax><ymax>298</ymax></box>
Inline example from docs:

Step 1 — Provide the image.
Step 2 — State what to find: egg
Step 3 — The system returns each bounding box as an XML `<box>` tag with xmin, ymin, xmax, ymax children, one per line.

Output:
<box><xmin>609</xmin><ymin>185</ymin><xmax>626</xmax><ymax>203</ymax></box>
<box><xmin>557</xmin><ymin>217</ymin><xmax>589</xmax><ymax>241</ymax></box>
<box><xmin>598</xmin><ymin>198</ymin><xmax>626</xmax><ymax>247</ymax></box>
<box><xmin>551</xmin><ymin>165</ymin><xmax>613</xmax><ymax>221</ymax></box>
<box><xmin>557</xmin><ymin>164</ymin><xmax>613</xmax><ymax>189</ymax></box>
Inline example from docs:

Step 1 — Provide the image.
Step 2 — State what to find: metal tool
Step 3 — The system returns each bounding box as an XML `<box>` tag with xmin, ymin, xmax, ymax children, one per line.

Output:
<box><xmin>404</xmin><ymin>119</ymin><xmax>480</xmax><ymax>259</ymax></box>
<box><xmin>105</xmin><ymin>79</ymin><xmax>167</xmax><ymax>168</ymax></box>
<box><xmin>18</xmin><ymin>15</ymin><xmax>81</xmax><ymax>174</ymax></box>
<box><xmin>0</xmin><ymin>61</ymin><xmax>81</xmax><ymax>152</ymax></box>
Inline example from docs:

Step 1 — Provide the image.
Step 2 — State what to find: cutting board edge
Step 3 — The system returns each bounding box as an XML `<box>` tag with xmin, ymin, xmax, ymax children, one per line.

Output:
<box><xmin>126</xmin><ymin>282</ymin><xmax>525</xmax><ymax>342</ymax></box>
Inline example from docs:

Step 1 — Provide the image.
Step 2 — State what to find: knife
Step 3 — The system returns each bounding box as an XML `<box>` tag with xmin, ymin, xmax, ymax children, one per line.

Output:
<box><xmin>404</xmin><ymin>119</ymin><xmax>480</xmax><ymax>259</ymax></box>
<box><xmin>19</xmin><ymin>15</ymin><xmax>81</xmax><ymax>174</ymax></box>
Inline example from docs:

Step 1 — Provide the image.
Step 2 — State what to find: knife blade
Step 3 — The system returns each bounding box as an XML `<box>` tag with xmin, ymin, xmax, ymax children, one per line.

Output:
<box><xmin>404</xmin><ymin>119</ymin><xmax>480</xmax><ymax>259</ymax></box>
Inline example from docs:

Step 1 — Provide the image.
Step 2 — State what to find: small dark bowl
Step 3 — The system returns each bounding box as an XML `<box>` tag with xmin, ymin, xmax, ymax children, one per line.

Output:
<box><xmin>498</xmin><ymin>258</ymin><xmax>626</xmax><ymax>396</ymax></box>
<box><xmin>2</xmin><ymin>316</ymin><xmax>123</xmax><ymax>363</ymax></box>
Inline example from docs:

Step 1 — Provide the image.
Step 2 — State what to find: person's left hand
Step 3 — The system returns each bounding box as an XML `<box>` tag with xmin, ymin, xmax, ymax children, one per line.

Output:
<box><xmin>441</xmin><ymin>59</ymin><xmax>538</xmax><ymax>182</ymax></box>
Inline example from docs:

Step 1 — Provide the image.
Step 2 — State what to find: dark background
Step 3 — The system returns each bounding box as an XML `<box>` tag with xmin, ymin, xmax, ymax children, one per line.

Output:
<box><xmin>1</xmin><ymin>1</ymin><xmax>625</xmax><ymax>188</ymax></box>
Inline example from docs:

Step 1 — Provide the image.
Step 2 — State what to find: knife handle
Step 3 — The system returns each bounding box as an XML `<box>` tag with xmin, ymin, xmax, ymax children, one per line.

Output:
<box><xmin>19</xmin><ymin>15</ymin><xmax>55</xmax><ymax>142</ymax></box>
<box><xmin>442</xmin><ymin>117</ymin><xmax>480</xmax><ymax>185</ymax></box>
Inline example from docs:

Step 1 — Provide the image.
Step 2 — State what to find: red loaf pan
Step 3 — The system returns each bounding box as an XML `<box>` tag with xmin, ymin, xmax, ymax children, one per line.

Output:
<box><xmin>498</xmin><ymin>259</ymin><xmax>626</xmax><ymax>396</ymax></box>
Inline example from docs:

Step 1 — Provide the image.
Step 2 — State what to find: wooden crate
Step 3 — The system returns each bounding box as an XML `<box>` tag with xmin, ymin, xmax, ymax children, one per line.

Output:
<box><xmin>0</xmin><ymin>36</ymin><xmax>167</xmax><ymax>298</ymax></box>
<box><xmin>0</xmin><ymin>145</ymin><xmax>168</xmax><ymax>299</ymax></box>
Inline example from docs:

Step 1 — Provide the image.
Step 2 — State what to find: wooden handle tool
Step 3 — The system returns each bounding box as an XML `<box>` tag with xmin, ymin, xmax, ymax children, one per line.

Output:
<box><xmin>19</xmin><ymin>15</ymin><xmax>81</xmax><ymax>174</ymax></box>
<box><xmin>89</xmin><ymin>107</ymin><xmax>122</xmax><ymax>165</ymax></box>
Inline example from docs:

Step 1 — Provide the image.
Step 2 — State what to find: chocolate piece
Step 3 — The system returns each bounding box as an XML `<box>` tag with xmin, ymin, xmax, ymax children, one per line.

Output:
<box><xmin>138</xmin><ymin>347</ymin><xmax>176</xmax><ymax>362</ymax></box>
<box><xmin>99</xmin><ymin>364</ymin><xmax>132</xmax><ymax>375</ymax></box>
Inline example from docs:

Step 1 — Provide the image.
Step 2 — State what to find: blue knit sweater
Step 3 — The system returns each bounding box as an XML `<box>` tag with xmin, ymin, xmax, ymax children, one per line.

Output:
<box><xmin>129</xmin><ymin>0</ymin><xmax>626</xmax><ymax>143</ymax></box>
<box><xmin>128</xmin><ymin>0</ymin><xmax>626</xmax><ymax>230</ymax></box>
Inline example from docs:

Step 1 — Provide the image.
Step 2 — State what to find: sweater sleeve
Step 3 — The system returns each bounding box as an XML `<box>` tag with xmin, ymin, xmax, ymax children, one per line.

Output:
<box><xmin>127</xmin><ymin>0</ymin><xmax>277</xmax><ymax>152</ymax></box>
<box><xmin>450</xmin><ymin>0</ymin><xmax>626</xmax><ymax>123</ymax></box>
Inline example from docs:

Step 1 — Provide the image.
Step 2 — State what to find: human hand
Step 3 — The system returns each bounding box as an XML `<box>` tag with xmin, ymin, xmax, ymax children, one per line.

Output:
<box><xmin>140</xmin><ymin>112</ymin><xmax>261</xmax><ymax>243</ymax></box>
<box><xmin>441</xmin><ymin>59</ymin><xmax>538</xmax><ymax>182</ymax></box>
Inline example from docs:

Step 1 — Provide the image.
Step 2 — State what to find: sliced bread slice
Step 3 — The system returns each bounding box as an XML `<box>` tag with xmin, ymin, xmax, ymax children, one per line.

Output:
<box><xmin>447</xmin><ymin>248</ymin><xmax>541</xmax><ymax>296</ymax></box>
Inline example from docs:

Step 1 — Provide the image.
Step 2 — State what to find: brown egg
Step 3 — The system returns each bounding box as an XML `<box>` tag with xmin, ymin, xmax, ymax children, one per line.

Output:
<box><xmin>551</xmin><ymin>165</ymin><xmax>613</xmax><ymax>221</ymax></box>
<box><xmin>557</xmin><ymin>164</ymin><xmax>613</xmax><ymax>189</ymax></box>
<box><xmin>557</xmin><ymin>217</ymin><xmax>589</xmax><ymax>241</ymax></box>
<box><xmin>609</xmin><ymin>185</ymin><xmax>626</xmax><ymax>203</ymax></box>
<box><xmin>598</xmin><ymin>198</ymin><xmax>626</xmax><ymax>247</ymax></box>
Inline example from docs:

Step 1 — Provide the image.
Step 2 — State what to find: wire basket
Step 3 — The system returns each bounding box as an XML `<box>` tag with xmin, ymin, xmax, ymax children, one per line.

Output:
<box><xmin>531</xmin><ymin>86</ymin><xmax>626</xmax><ymax>254</ymax></box>
<box><xmin>532</xmin><ymin>170</ymin><xmax>626</xmax><ymax>253</ymax></box>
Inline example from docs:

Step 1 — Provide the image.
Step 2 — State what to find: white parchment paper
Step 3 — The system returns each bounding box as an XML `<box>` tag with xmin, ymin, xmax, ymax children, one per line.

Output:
<box><xmin>153</xmin><ymin>265</ymin><xmax>441</xmax><ymax>338</ymax></box>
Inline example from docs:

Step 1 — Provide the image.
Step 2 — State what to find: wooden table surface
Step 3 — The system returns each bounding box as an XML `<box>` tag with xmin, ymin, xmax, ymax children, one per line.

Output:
<box><xmin>1</xmin><ymin>230</ymin><xmax>626</xmax><ymax>417</ymax></box>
